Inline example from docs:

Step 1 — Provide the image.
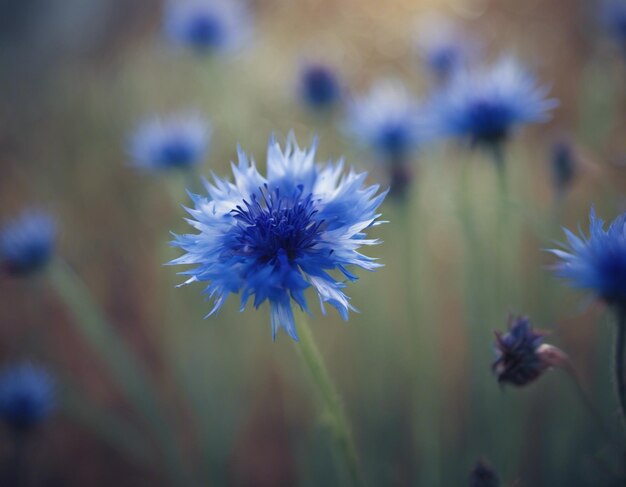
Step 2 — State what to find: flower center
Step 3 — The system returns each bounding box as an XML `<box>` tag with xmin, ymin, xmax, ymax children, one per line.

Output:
<box><xmin>466</xmin><ymin>99</ymin><xmax>511</xmax><ymax>145</ymax></box>
<box><xmin>187</xmin><ymin>14</ymin><xmax>224</xmax><ymax>49</ymax></box>
<box><xmin>231</xmin><ymin>186</ymin><xmax>323</xmax><ymax>265</ymax></box>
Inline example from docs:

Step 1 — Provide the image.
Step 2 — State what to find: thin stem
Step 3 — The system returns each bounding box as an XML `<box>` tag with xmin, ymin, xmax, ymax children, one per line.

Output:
<box><xmin>295</xmin><ymin>316</ymin><xmax>362</xmax><ymax>487</ymax></box>
<box><xmin>46</xmin><ymin>258</ymin><xmax>189</xmax><ymax>485</ymax></box>
<box><xmin>614</xmin><ymin>308</ymin><xmax>626</xmax><ymax>431</ymax></box>
<box><xmin>563</xmin><ymin>361</ymin><xmax>622</xmax><ymax>452</ymax></box>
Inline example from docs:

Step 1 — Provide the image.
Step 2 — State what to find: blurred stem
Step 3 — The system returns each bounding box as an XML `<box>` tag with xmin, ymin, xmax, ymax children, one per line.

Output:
<box><xmin>47</xmin><ymin>258</ymin><xmax>189</xmax><ymax>485</ymax></box>
<box><xmin>563</xmin><ymin>360</ymin><xmax>622</xmax><ymax>453</ymax></box>
<box><xmin>295</xmin><ymin>316</ymin><xmax>362</xmax><ymax>487</ymax></box>
<box><xmin>399</xmin><ymin>195</ymin><xmax>441</xmax><ymax>486</ymax></box>
<box><xmin>614</xmin><ymin>308</ymin><xmax>626</xmax><ymax>432</ymax></box>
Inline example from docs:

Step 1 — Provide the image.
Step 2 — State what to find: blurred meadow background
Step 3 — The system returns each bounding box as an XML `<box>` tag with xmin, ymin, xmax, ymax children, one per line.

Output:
<box><xmin>1</xmin><ymin>0</ymin><xmax>626</xmax><ymax>485</ymax></box>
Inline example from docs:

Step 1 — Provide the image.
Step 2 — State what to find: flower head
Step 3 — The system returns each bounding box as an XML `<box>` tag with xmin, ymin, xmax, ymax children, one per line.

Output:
<box><xmin>130</xmin><ymin>114</ymin><xmax>211</xmax><ymax>172</ymax></box>
<box><xmin>344</xmin><ymin>79</ymin><xmax>423</xmax><ymax>162</ymax></box>
<box><xmin>493</xmin><ymin>316</ymin><xmax>565</xmax><ymax>387</ymax></box>
<box><xmin>469</xmin><ymin>459</ymin><xmax>500</xmax><ymax>487</ymax></box>
<box><xmin>413</xmin><ymin>13</ymin><xmax>476</xmax><ymax>81</ymax></box>
<box><xmin>165</xmin><ymin>0</ymin><xmax>252</xmax><ymax>55</ymax></box>
<box><xmin>299</xmin><ymin>63</ymin><xmax>341</xmax><ymax>111</ymax></box>
<box><xmin>550</xmin><ymin>209</ymin><xmax>626</xmax><ymax>307</ymax></box>
<box><xmin>0</xmin><ymin>210</ymin><xmax>56</xmax><ymax>276</ymax></box>
<box><xmin>169</xmin><ymin>133</ymin><xmax>387</xmax><ymax>340</ymax></box>
<box><xmin>0</xmin><ymin>363</ymin><xmax>55</xmax><ymax>433</ymax></box>
<box><xmin>428</xmin><ymin>58</ymin><xmax>557</xmax><ymax>147</ymax></box>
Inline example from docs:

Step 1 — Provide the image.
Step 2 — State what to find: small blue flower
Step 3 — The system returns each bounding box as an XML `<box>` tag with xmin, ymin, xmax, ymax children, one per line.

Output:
<box><xmin>299</xmin><ymin>63</ymin><xmax>341</xmax><ymax>111</ymax></box>
<box><xmin>550</xmin><ymin>209</ymin><xmax>626</xmax><ymax>307</ymax></box>
<box><xmin>165</xmin><ymin>0</ymin><xmax>252</xmax><ymax>55</ymax></box>
<box><xmin>130</xmin><ymin>114</ymin><xmax>211</xmax><ymax>172</ymax></box>
<box><xmin>0</xmin><ymin>363</ymin><xmax>55</xmax><ymax>433</ymax></box>
<box><xmin>413</xmin><ymin>13</ymin><xmax>476</xmax><ymax>81</ymax></box>
<box><xmin>0</xmin><ymin>210</ymin><xmax>56</xmax><ymax>276</ymax></box>
<box><xmin>169</xmin><ymin>133</ymin><xmax>387</xmax><ymax>340</ymax></box>
<box><xmin>428</xmin><ymin>58</ymin><xmax>557</xmax><ymax>147</ymax></box>
<box><xmin>493</xmin><ymin>316</ymin><xmax>555</xmax><ymax>387</ymax></box>
<box><xmin>344</xmin><ymin>79</ymin><xmax>423</xmax><ymax>162</ymax></box>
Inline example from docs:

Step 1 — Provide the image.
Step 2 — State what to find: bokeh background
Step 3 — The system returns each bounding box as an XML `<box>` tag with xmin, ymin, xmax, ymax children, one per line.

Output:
<box><xmin>1</xmin><ymin>0</ymin><xmax>625</xmax><ymax>485</ymax></box>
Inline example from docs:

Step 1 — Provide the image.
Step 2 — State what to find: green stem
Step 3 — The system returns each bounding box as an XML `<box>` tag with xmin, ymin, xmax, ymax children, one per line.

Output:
<box><xmin>614</xmin><ymin>308</ymin><xmax>626</xmax><ymax>431</ymax></box>
<box><xmin>400</xmin><ymin>198</ymin><xmax>441</xmax><ymax>486</ymax></box>
<box><xmin>47</xmin><ymin>258</ymin><xmax>189</xmax><ymax>485</ymax></box>
<box><xmin>295</xmin><ymin>316</ymin><xmax>362</xmax><ymax>487</ymax></box>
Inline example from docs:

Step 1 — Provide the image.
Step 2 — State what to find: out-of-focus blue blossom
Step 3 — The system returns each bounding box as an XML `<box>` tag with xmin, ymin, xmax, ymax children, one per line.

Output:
<box><xmin>130</xmin><ymin>114</ymin><xmax>211</xmax><ymax>172</ymax></box>
<box><xmin>344</xmin><ymin>79</ymin><xmax>423</xmax><ymax>162</ymax></box>
<box><xmin>550</xmin><ymin>139</ymin><xmax>577</xmax><ymax>196</ymax></box>
<box><xmin>602</xmin><ymin>2</ymin><xmax>626</xmax><ymax>52</ymax></box>
<box><xmin>550</xmin><ymin>209</ymin><xmax>626</xmax><ymax>308</ymax></box>
<box><xmin>299</xmin><ymin>63</ymin><xmax>341</xmax><ymax>111</ymax></box>
<box><xmin>0</xmin><ymin>210</ymin><xmax>56</xmax><ymax>276</ymax></box>
<box><xmin>493</xmin><ymin>316</ymin><xmax>564</xmax><ymax>387</ymax></box>
<box><xmin>469</xmin><ymin>459</ymin><xmax>500</xmax><ymax>487</ymax></box>
<box><xmin>169</xmin><ymin>133</ymin><xmax>387</xmax><ymax>340</ymax></box>
<box><xmin>428</xmin><ymin>58</ymin><xmax>557</xmax><ymax>148</ymax></box>
<box><xmin>0</xmin><ymin>363</ymin><xmax>55</xmax><ymax>433</ymax></box>
<box><xmin>164</xmin><ymin>0</ymin><xmax>252</xmax><ymax>55</ymax></box>
<box><xmin>413</xmin><ymin>13</ymin><xmax>476</xmax><ymax>81</ymax></box>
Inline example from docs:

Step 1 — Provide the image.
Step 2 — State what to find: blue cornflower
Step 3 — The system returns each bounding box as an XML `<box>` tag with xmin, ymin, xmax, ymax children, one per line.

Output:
<box><xmin>0</xmin><ymin>210</ymin><xmax>56</xmax><ymax>276</ymax></box>
<box><xmin>299</xmin><ymin>63</ymin><xmax>341</xmax><ymax>111</ymax></box>
<box><xmin>344</xmin><ymin>79</ymin><xmax>422</xmax><ymax>162</ymax></box>
<box><xmin>493</xmin><ymin>316</ymin><xmax>564</xmax><ymax>387</ymax></box>
<box><xmin>169</xmin><ymin>133</ymin><xmax>387</xmax><ymax>340</ymax></box>
<box><xmin>428</xmin><ymin>58</ymin><xmax>557</xmax><ymax>148</ymax></box>
<box><xmin>130</xmin><ymin>114</ymin><xmax>211</xmax><ymax>172</ymax></box>
<box><xmin>550</xmin><ymin>209</ymin><xmax>626</xmax><ymax>307</ymax></box>
<box><xmin>413</xmin><ymin>13</ymin><xmax>476</xmax><ymax>81</ymax></box>
<box><xmin>0</xmin><ymin>363</ymin><xmax>55</xmax><ymax>433</ymax></box>
<box><xmin>165</xmin><ymin>0</ymin><xmax>252</xmax><ymax>55</ymax></box>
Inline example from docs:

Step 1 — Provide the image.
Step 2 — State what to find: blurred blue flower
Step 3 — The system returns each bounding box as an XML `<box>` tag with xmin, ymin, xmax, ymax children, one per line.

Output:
<box><xmin>344</xmin><ymin>79</ymin><xmax>423</xmax><ymax>162</ymax></box>
<box><xmin>299</xmin><ymin>63</ymin><xmax>341</xmax><ymax>111</ymax></box>
<box><xmin>550</xmin><ymin>139</ymin><xmax>577</xmax><ymax>196</ymax></box>
<box><xmin>469</xmin><ymin>459</ymin><xmax>500</xmax><ymax>487</ymax></box>
<box><xmin>0</xmin><ymin>363</ymin><xmax>54</xmax><ymax>433</ymax></box>
<box><xmin>169</xmin><ymin>133</ymin><xmax>387</xmax><ymax>340</ymax></box>
<box><xmin>0</xmin><ymin>210</ymin><xmax>56</xmax><ymax>276</ymax></box>
<box><xmin>130</xmin><ymin>114</ymin><xmax>211</xmax><ymax>172</ymax></box>
<box><xmin>165</xmin><ymin>0</ymin><xmax>252</xmax><ymax>55</ymax></box>
<box><xmin>602</xmin><ymin>2</ymin><xmax>626</xmax><ymax>51</ymax></box>
<box><xmin>493</xmin><ymin>316</ymin><xmax>563</xmax><ymax>387</ymax></box>
<box><xmin>413</xmin><ymin>13</ymin><xmax>476</xmax><ymax>81</ymax></box>
<box><xmin>428</xmin><ymin>58</ymin><xmax>557</xmax><ymax>147</ymax></box>
<box><xmin>550</xmin><ymin>208</ymin><xmax>626</xmax><ymax>307</ymax></box>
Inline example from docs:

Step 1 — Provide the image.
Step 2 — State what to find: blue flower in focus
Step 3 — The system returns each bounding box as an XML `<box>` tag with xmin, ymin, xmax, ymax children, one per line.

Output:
<box><xmin>413</xmin><ymin>13</ymin><xmax>476</xmax><ymax>81</ymax></box>
<box><xmin>169</xmin><ymin>133</ymin><xmax>387</xmax><ymax>340</ymax></box>
<box><xmin>0</xmin><ymin>363</ymin><xmax>55</xmax><ymax>433</ymax></box>
<box><xmin>550</xmin><ymin>209</ymin><xmax>626</xmax><ymax>307</ymax></box>
<box><xmin>299</xmin><ymin>63</ymin><xmax>341</xmax><ymax>111</ymax></box>
<box><xmin>344</xmin><ymin>79</ymin><xmax>422</xmax><ymax>162</ymax></box>
<box><xmin>165</xmin><ymin>0</ymin><xmax>252</xmax><ymax>55</ymax></box>
<box><xmin>428</xmin><ymin>58</ymin><xmax>557</xmax><ymax>147</ymax></box>
<box><xmin>130</xmin><ymin>114</ymin><xmax>211</xmax><ymax>172</ymax></box>
<box><xmin>0</xmin><ymin>210</ymin><xmax>56</xmax><ymax>276</ymax></box>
